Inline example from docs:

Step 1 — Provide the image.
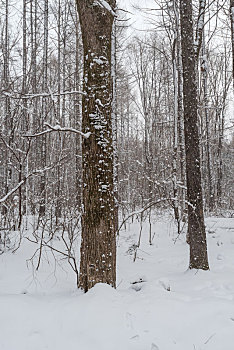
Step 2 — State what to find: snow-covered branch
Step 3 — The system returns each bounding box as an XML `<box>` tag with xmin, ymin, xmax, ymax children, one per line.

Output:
<box><xmin>93</xmin><ymin>0</ymin><xmax>116</xmax><ymax>17</ymax></box>
<box><xmin>24</xmin><ymin>123</ymin><xmax>91</xmax><ymax>139</ymax></box>
<box><xmin>1</xmin><ymin>90</ymin><xmax>85</xmax><ymax>100</ymax></box>
<box><xmin>45</xmin><ymin>123</ymin><xmax>91</xmax><ymax>139</ymax></box>
<box><xmin>0</xmin><ymin>163</ymin><xmax>61</xmax><ymax>204</ymax></box>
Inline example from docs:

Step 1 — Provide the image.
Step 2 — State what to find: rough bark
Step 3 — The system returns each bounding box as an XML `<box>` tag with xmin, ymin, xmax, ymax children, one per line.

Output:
<box><xmin>180</xmin><ymin>0</ymin><xmax>209</xmax><ymax>270</ymax></box>
<box><xmin>76</xmin><ymin>0</ymin><xmax>116</xmax><ymax>292</ymax></box>
<box><xmin>111</xmin><ymin>18</ymin><xmax>119</xmax><ymax>233</ymax></box>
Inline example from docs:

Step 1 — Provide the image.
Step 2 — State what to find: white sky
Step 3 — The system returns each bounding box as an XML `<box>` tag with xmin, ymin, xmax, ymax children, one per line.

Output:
<box><xmin>118</xmin><ymin>0</ymin><xmax>157</xmax><ymax>33</ymax></box>
<box><xmin>118</xmin><ymin>0</ymin><xmax>233</xmax><ymax>137</ymax></box>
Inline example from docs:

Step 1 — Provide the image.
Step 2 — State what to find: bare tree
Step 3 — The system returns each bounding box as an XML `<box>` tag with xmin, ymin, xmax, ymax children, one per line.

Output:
<box><xmin>76</xmin><ymin>0</ymin><xmax>116</xmax><ymax>292</ymax></box>
<box><xmin>231</xmin><ymin>0</ymin><xmax>234</xmax><ymax>86</ymax></box>
<box><xmin>38</xmin><ymin>0</ymin><xmax>49</xmax><ymax>218</ymax></box>
<box><xmin>179</xmin><ymin>0</ymin><xmax>209</xmax><ymax>270</ymax></box>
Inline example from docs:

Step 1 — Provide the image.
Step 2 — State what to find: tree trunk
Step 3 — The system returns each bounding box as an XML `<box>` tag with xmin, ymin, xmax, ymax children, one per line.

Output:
<box><xmin>231</xmin><ymin>0</ymin><xmax>234</xmax><ymax>88</ymax></box>
<box><xmin>179</xmin><ymin>0</ymin><xmax>209</xmax><ymax>270</ymax></box>
<box><xmin>111</xmin><ymin>17</ymin><xmax>119</xmax><ymax>233</ymax></box>
<box><xmin>39</xmin><ymin>0</ymin><xmax>48</xmax><ymax>218</ymax></box>
<box><xmin>3</xmin><ymin>0</ymin><xmax>11</xmax><ymax>217</ymax></box>
<box><xmin>76</xmin><ymin>0</ymin><xmax>116</xmax><ymax>292</ymax></box>
<box><xmin>74</xmin><ymin>14</ymin><xmax>82</xmax><ymax>209</ymax></box>
<box><xmin>172</xmin><ymin>37</ymin><xmax>180</xmax><ymax>230</ymax></box>
<box><xmin>55</xmin><ymin>0</ymin><xmax>62</xmax><ymax>223</ymax></box>
<box><xmin>201</xmin><ymin>39</ymin><xmax>214</xmax><ymax>211</ymax></box>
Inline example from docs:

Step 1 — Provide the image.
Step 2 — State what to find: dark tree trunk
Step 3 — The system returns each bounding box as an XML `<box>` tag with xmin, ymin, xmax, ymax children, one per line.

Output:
<box><xmin>179</xmin><ymin>0</ymin><xmax>209</xmax><ymax>270</ymax></box>
<box><xmin>76</xmin><ymin>0</ymin><xmax>116</xmax><ymax>292</ymax></box>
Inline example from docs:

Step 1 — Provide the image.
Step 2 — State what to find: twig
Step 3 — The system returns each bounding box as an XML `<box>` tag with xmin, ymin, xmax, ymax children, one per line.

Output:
<box><xmin>118</xmin><ymin>198</ymin><xmax>169</xmax><ymax>233</ymax></box>
<box><xmin>204</xmin><ymin>333</ymin><xmax>216</xmax><ymax>345</ymax></box>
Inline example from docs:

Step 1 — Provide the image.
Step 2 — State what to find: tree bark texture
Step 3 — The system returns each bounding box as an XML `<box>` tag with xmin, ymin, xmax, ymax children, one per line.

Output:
<box><xmin>76</xmin><ymin>0</ymin><xmax>116</xmax><ymax>292</ymax></box>
<box><xmin>179</xmin><ymin>0</ymin><xmax>209</xmax><ymax>270</ymax></box>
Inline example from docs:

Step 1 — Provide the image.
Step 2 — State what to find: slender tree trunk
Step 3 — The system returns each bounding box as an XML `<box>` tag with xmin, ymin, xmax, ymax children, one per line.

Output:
<box><xmin>201</xmin><ymin>39</ymin><xmax>214</xmax><ymax>211</ymax></box>
<box><xmin>74</xmin><ymin>14</ymin><xmax>82</xmax><ymax>209</ymax></box>
<box><xmin>175</xmin><ymin>27</ymin><xmax>186</xmax><ymax>220</ymax></box>
<box><xmin>231</xmin><ymin>0</ymin><xmax>234</xmax><ymax>88</ymax></box>
<box><xmin>180</xmin><ymin>0</ymin><xmax>209</xmax><ymax>270</ymax></box>
<box><xmin>39</xmin><ymin>0</ymin><xmax>48</xmax><ymax>217</ymax></box>
<box><xmin>30</xmin><ymin>0</ymin><xmax>38</xmax><ymax>215</ymax></box>
<box><xmin>18</xmin><ymin>0</ymin><xmax>28</xmax><ymax>229</ymax></box>
<box><xmin>172</xmin><ymin>37</ymin><xmax>180</xmax><ymax>229</ymax></box>
<box><xmin>55</xmin><ymin>0</ymin><xmax>62</xmax><ymax>223</ymax></box>
<box><xmin>195</xmin><ymin>0</ymin><xmax>206</xmax><ymax>60</ymax></box>
<box><xmin>216</xmin><ymin>48</ymin><xmax>230</xmax><ymax>208</ymax></box>
<box><xmin>76</xmin><ymin>0</ymin><xmax>116</xmax><ymax>292</ymax></box>
<box><xmin>3</xmin><ymin>0</ymin><xmax>13</xmax><ymax>219</ymax></box>
<box><xmin>216</xmin><ymin>110</ymin><xmax>224</xmax><ymax>206</ymax></box>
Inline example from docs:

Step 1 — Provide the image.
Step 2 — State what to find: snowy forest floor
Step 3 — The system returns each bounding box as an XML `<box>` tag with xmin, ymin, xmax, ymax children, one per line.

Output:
<box><xmin>0</xmin><ymin>214</ymin><xmax>234</xmax><ymax>350</ymax></box>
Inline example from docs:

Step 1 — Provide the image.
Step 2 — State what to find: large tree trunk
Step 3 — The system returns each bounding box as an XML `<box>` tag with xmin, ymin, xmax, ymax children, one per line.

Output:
<box><xmin>76</xmin><ymin>0</ymin><xmax>116</xmax><ymax>292</ymax></box>
<box><xmin>179</xmin><ymin>0</ymin><xmax>209</xmax><ymax>270</ymax></box>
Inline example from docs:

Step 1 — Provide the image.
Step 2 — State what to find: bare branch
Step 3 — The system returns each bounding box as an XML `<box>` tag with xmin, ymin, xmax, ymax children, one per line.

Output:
<box><xmin>0</xmin><ymin>162</ymin><xmax>65</xmax><ymax>204</ymax></box>
<box><xmin>118</xmin><ymin>198</ymin><xmax>170</xmax><ymax>233</ymax></box>
<box><xmin>1</xmin><ymin>90</ymin><xmax>85</xmax><ymax>100</ymax></box>
<box><xmin>24</xmin><ymin>123</ymin><xmax>91</xmax><ymax>139</ymax></box>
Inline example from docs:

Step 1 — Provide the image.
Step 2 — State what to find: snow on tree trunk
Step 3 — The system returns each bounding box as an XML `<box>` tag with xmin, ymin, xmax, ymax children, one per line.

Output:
<box><xmin>76</xmin><ymin>0</ymin><xmax>116</xmax><ymax>292</ymax></box>
<box><xmin>111</xmin><ymin>17</ymin><xmax>119</xmax><ymax>234</ymax></box>
<box><xmin>179</xmin><ymin>0</ymin><xmax>209</xmax><ymax>270</ymax></box>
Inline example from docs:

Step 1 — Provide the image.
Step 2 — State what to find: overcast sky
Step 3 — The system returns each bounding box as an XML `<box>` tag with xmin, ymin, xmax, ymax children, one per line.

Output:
<box><xmin>118</xmin><ymin>0</ymin><xmax>157</xmax><ymax>34</ymax></box>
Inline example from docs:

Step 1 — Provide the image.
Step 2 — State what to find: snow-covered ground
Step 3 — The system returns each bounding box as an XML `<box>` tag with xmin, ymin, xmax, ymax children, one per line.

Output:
<box><xmin>0</xmin><ymin>215</ymin><xmax>234</xmax><ymax>350</ymax></box>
